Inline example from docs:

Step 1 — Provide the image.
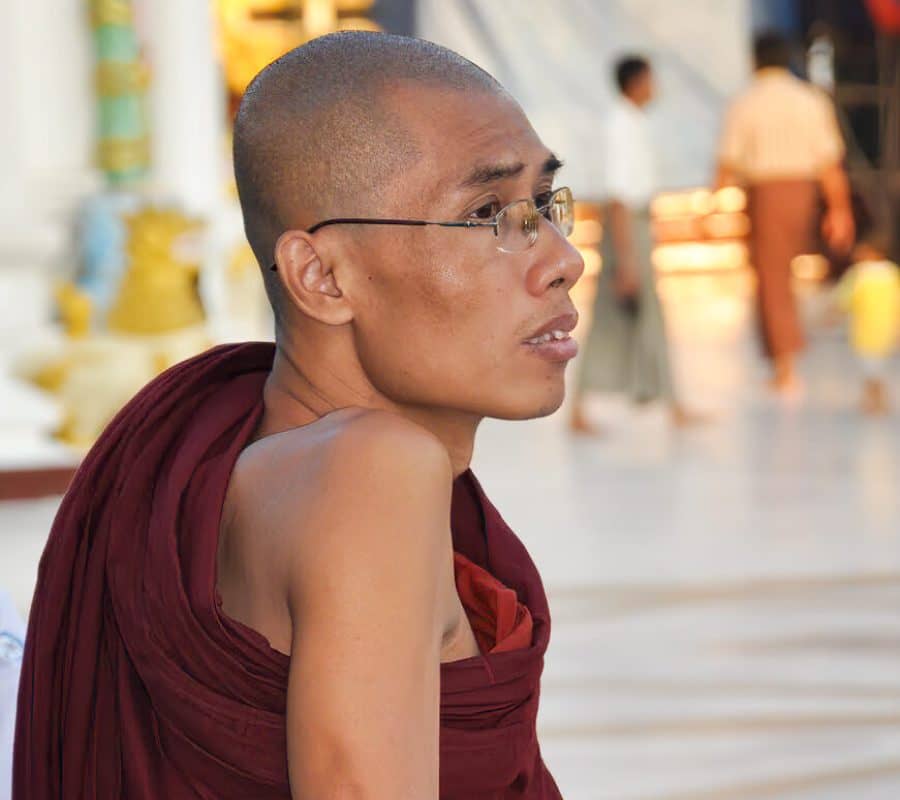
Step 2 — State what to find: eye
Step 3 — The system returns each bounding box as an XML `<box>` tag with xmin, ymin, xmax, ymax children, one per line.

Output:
<box><xmin>535</xmin><ymin>190</ymin><xmax>554</xmax><ymax>210</ymax></box>
<box><xmin>468</xmin><ymin>199</ymin><xmax>501</xmax><ymax>221</ymax></box>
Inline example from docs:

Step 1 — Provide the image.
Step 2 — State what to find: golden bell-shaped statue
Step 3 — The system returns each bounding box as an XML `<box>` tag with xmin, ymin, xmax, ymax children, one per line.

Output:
<box><xmin>107</xmin><ymin>207</ymin><xmax>206</xmax><ymax>334</ymax></box>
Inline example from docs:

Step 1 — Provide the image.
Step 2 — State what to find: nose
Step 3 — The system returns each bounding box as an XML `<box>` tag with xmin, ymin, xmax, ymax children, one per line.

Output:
<box><xmin>524</xmin><ymin>217</ymin><xmax>585</xmax><ymax>296</ymax></box>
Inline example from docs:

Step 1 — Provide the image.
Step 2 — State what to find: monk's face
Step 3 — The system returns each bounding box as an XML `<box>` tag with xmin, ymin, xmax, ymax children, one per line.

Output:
<box><xmin>339</xmin><ymin>85</ymin><xmax>584</xmax><ymax>421</ymax></box>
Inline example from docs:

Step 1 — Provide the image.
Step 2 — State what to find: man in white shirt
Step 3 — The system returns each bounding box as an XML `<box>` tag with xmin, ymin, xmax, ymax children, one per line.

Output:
<box><xmin>716</xmin><ymin>31</ymin><xmax>854</xmax><ymax>391</ymax></box>
<box><xmin>572</xmin><ymin>56</ymin><xmax>695</xmax><ymax>432</ymax></box>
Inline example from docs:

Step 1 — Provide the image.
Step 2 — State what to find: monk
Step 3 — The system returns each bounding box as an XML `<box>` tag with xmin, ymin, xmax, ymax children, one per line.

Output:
<box><xmin>14</xmin><ymin>32</ymin><xmax>583</xmax><ymax>799</ymax></box>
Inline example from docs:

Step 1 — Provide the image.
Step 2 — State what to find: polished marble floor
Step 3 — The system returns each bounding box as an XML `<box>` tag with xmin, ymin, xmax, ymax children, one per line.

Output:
<box><xmin>2</xmin><ymin>272</ymin><xmax>899</xmax><ymax>798</ymax></box>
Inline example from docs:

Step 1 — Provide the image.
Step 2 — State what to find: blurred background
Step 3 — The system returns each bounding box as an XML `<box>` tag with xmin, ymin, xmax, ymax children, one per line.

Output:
<box><xmin>2</xmin><ymin>1</ymin><xmax>900</xmax><ymax>798</ymax></box>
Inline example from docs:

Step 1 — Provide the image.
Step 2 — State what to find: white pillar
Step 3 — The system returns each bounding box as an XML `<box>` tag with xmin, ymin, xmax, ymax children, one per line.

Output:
<box><xmin>0</xmin><ymin>0</ymin><xmax>96</xmax><ymax>221</ymax></box>
<box><xmin>0</xmin><ymin>0</ymin><xmax>96</xmax><ymax>335</ymax></box>
<box><xmin>0</xmin><ymin>0</ymin><xmax>96</xmax><ymax>465</ymax></box>
<box><xmin>146</xmin><ymin>0</ymin><xmax>226</xmax><ymax>219</ymax></box>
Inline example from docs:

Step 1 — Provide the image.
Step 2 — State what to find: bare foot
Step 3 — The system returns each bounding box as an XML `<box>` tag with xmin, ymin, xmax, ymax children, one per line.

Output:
<box><xmin>768</xmin><ymin>374</ymin><xmax>793</xmax><ymax>391</ymax></box>
<box><xmin>769</xmin><ymin>355</ymin><xmax>800</xmax><ymax>394</ymax></box>
<box><xmin>569</xmin><ymin>406</ymin><xmax>603</xmax><ymax>436</ymax></box>
<box><xmin>861</xmin><ymin>380</ymin><xmax>889</xmax><ymax>416</ymax></box>
<box><xmin>670</xmin><ymin>405</ymin><xmax>709</xmax><ymax>428</ymax></box>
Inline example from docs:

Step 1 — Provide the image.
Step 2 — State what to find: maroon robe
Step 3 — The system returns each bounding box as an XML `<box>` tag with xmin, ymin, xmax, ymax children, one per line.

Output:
<box><xmin>14</xmin><ymin>343</ymin><xmax>561</xmax><ymax>799</ymax></box>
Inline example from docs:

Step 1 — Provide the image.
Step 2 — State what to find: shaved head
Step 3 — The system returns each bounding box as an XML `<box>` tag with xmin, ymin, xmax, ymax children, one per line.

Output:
<box><xmin>233</xmin><ymin>31</ymin><xmax>504</xmax><ymax>315</ymax></box>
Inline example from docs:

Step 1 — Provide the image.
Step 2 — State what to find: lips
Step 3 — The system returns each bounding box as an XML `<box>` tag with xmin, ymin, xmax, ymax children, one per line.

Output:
<box><xmin>521</xmin><ymin>312</ymin><xmax>579</xmax><ymax>362</ymax></box>
<box><xmin>522</xmin><ymin>312</ymin><xmax>579</xmax><ymax>345</ymax></box>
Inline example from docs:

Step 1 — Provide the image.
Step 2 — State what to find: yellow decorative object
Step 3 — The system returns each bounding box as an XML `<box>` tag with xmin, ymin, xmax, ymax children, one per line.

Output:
<box><xmin>18</xmin><ymin>203</ymin><xmax>214</xmax><ymax>446</ymax></box>
<box><xmin>216</xmin><ymin>0</ymin><xmax>379</xmax><ymax>98</ymax></box>
<box><xmin>96</xmin><ymin>137</ymin><xmax>151</xmax><ymax>175</ymax></box>
<box><xmin>227</xmin><ymin>241</ymin><xmax>256</xmax><ymax>279</ymax></box>
<box><xmin>89</xmin><ymin>0</ymin><xmax>132</xmax><ymax>27</ymax></box>
<box><xmin>56</xmin><ymin>282</ymin><xmax>93</xmax><ymax>339</ymax></box>
<box><xmin>336</xmin><ymin>16</ymin><xmax>380</xmax><ymax>32</ymax></box>
<box><xmin>29</xmin><ymin>359</ymin><xmax>71</xmax><ymax>396</ymax></box>
<box><xmin>95</xmin><ymin>61</ymin><xmax>150</xmax><ymax>95</ymax></box>
<box><xmin>18</xmin><ymin>327</ymin><xmax>213</xmax><ymax>448</ymax></box>
<box><xmin>108</xmin><ymin>208</ymin><xmax>206</xmax><ymax>335</ymax></box>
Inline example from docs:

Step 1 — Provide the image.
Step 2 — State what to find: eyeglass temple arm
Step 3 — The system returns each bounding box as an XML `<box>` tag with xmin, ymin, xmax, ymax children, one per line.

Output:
<box><xmin>307</xmin><ymin>218</ymin><xmax>496</xmax><ymax>233</ymax></box>
<box><xmin>270</xmin><ymin>218</ymin><xmax>498</xmax><ymax>270</ymax></box>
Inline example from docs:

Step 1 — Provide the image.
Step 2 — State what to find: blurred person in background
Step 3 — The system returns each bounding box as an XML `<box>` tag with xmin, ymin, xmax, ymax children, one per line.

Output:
<box><xmin>571</xmin><ymin>55</ymin><xmax>699</xmax><ymax>434</ymax></box>
<box><xmin>716</xmin><ymin>30</ymin><xmax>855</xmax><ymax>393</ymax></box>
<box><xmin>833</xmin><ymin>224</ymin><xmax>900</xmax><ymax>415</ymax></box>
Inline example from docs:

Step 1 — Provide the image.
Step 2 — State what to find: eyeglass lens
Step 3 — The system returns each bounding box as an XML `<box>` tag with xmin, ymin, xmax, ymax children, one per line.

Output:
<box><xmin>495</xmin><ymin>188</ymin><xmax>574</xmax><ymax>252</ymax></box>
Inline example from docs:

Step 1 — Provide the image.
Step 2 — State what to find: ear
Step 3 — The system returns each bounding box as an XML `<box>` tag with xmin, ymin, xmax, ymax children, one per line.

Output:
<box><xmin>273</xmin><ymin>229</ymin><xmax>354</xmax><ymax>325</ymax></box>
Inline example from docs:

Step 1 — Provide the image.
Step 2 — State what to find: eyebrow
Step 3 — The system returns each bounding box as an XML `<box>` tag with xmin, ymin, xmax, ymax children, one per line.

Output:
<box><xmin>459</xmin><ymin>153</ymin><xmax>564</xmax><ymax>189</ymax></box>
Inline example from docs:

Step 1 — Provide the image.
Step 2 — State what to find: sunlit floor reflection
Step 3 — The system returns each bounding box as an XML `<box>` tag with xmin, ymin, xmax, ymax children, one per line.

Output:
<box><xmin>473</xmin><ymin>270</ymin><xmax>900</xmax><ymax>799</ymax></box>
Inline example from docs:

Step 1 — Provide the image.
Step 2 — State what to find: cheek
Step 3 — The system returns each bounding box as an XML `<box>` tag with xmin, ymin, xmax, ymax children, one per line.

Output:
<box><xmin>416</xmin><ymin>262</ymin><xmax>480</xmax><ymax>331</ymax></box>
<box><xmin>351</xmin><ymin>223</ymin><xmax>560</xmax><ymax>402</ymax></box>
<box><xmin>414</xmin><ymin>259</ymin><xmax>515</xmax><ymax>369</ymax></box>
<box><xmin>355</xmin><ymin>255</ymin><xmax>510</xmax><ymax>393</ymax></box>
<box><xmin>383</xmin><ymin>243</ymin><xmax>491</xmax><ymax>334</ymax></box>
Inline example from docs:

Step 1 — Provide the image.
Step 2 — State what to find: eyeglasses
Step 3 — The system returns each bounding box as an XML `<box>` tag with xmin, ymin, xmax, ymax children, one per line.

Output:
<box><xmin>269</xmin><ymin>186</ymin><xmax>575</xmax><ymax>270</ymax></box>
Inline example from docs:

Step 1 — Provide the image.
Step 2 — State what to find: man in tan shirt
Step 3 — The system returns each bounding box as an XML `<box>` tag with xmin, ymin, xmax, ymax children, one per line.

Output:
<box><xmin>716</xmin><ymin>31</ymin><xmax>854</xmax><ymax>391</ymax></box>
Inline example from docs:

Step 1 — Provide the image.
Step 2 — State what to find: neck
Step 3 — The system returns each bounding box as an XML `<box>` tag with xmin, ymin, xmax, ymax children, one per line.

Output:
<box><xmin>260</xmin><ymin>329</ymin><xmax>480</xmax><ymax>477</ymax></box>
<box><xmin>397</xmin><ymin>406</ymin><xmax>479</xmax><ymax>477</ymax></box>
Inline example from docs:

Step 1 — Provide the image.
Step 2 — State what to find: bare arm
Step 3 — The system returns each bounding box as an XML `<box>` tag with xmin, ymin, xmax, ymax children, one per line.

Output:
<box><xmin>819</xmin><ymin>161</ymin><xmax>855</xmax><ymax>255</ymax></box>
<box><xmin>282</xmin><ymin>412</ymin><xmax>453</xmax><ymax>800</ymax></box>
<box><xmin>606</xmin><ymin>200</ymin><xmax>640</xmax><ymax>297</ymax></box>
<box><xmin>714</xmin><ymin>161</ymin><xmax>740</xmax><ymax>190</ymax></box>
<box><xmin>820</xmin><ymin>161</ymin><xmax>851</xmax><ymax>213</ymax></box>
<box><xmin>607</xmin><ymin>201</ymin><xmax>635</xmax><ymax>264</ymax></box>
<box><xmin>816</xmin><ymin>94</ymin><xmax>853</xmax><ymax>253</ymax></box>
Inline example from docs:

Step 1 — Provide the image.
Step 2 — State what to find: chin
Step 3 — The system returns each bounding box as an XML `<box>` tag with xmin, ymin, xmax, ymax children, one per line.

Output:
<box><xmin>529</xmin><ymin>397</ymin><xmax>566</xmax><ymax>419</ymax></box>
<box><xmin>487</xmin><ymin>384</ymin><xmax>566</xmax><ymax>421</ymax></box>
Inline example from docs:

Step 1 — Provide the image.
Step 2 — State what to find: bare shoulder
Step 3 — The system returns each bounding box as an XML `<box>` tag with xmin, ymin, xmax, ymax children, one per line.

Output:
<box><xmin>230</xmin><ymin>408</ymin><xmax>452</xmax><ymax>509</ymax></box>
<box><xmin>322</xmin><ymin>407</ymin><xmax>454</xmax><ymax>489</ymax></box>
<box><xmin>228</xmin><ymin>407</ymin><xmax>454</xmax><ymax>580</ymax></box>
<box><xmin>219</xmin><ymin>407</ymin><xmax>456</xmax><ymax>650</ymax></box>
<box><xmin>295</xmin><ymin>408</ymin><xmax>454</xmax><ymax>552</ymax></box>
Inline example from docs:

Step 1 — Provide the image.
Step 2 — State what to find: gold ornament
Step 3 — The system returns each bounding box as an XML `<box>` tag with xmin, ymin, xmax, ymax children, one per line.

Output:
<box><xmin>97</xmin><ymin>136</ymin><xmax>150</xmax><ymax>175</ymax></box>
<box><xmin>216</xmin><ymin>0</ymin><xmax>379</xmax><ymax>98</ymax></box>
<box><xmin>107</xmin><ymin>208</ymin><xmax>206</xmax><ymax>334</ymax></box>
<box><xmin>89</xmin><ymin>0</ymin><xmax>132</xmax><ymax>28</ymax></box>
<box><xmin>95</xmin><ymin>61</ymin><xmax>150</xmax><ymax>96</ymax></box>
<box><xmin>56</xmin><ymin>282</ymin><xmax>93</xmax><ymax>339</ymax></box>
